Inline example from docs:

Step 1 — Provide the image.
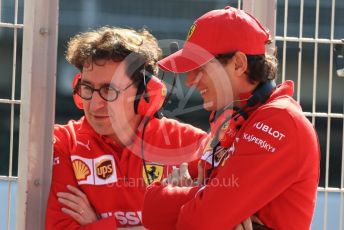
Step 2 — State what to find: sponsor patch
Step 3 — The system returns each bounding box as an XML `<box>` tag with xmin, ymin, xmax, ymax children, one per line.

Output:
<box><xmin>142</xmin><ymin>163</ymin><xmax>163</xmax><ymax>185</ymax></box>
<box><xmin>202</xmin><ymin>146</ymin><xmax>228</xmax><ymax>167</ymax></box>
<box><xmin>253</xmin><ymin>122</ymin><xmax>285</xmax><ymax>140</ymax></box>
<box><xmin>72</xmin><ymin>159</ymin><xmax>90</xmax><ymax>181</ymax></box>
<box><xmin>221</xmin><ymin>138</ymin><xmax>238</xmax><ymax>166</ymax></box>
<box><xmin>242</xmin><ymin>132</ymin><xmax>276</xmax><ymax>153</ymax></box>
<box><xmin>71</xmin><ymin>155</ymin><xmax>117</xmax><ymax>185</ymax></box>
<box><xmin>201</xmin><ymin>138</ymin><xmax>238</xmax><ymax>167</ymax></box>
<box><xmin>100</xmin><ymin>211</ymin><xmax>142</xmax><ymax>226</ymax></box>
<box><xmin>96</xmin><ymin>159</ymin><xmax>113</xmax><ymax>180</ymax></box>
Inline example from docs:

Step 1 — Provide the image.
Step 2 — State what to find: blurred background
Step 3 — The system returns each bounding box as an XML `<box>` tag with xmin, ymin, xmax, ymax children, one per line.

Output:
<box><xmin>0</xmin><ymin>0</ymin><xmax>343</xmax><ymax>191</ymax></box>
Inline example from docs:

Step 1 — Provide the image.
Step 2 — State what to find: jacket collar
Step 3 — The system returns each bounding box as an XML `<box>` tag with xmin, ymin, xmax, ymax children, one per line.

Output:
<box><xmin>209</xmin><ymin>80</ymin><xmax>294</xmax><ymax>124</ymax></box>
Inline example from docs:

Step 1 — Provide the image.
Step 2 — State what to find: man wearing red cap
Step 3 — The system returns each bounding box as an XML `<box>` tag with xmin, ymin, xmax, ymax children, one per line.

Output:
<box><xmin>45</xmin><ymin>27</ymin><xmax>208</xmax><ymax>229</ymax></box>
<box><xmin>142</xmin><ymin>6</ymin><xmax>320</xmax><ymax>230</ymax></box>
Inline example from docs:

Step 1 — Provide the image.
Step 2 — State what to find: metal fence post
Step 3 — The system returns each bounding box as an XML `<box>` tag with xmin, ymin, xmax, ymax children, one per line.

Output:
<box><xmin>243</xmin><ymin>0</ymin><xmax>277</xmax><ymax>55</ymax></box>
<box><xmin>16</xmin><ymin>0</ymin><xmax>58</xmax><ymax>228</ymax></box>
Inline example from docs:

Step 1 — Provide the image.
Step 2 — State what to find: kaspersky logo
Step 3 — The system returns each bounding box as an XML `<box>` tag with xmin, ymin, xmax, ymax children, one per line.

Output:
<box><xmin>72</xmin><ymin>159</ymin><xmax>91</xmax><ymax>181</ymax></box>
<box><xmin>96</xmin><ymin>159</ymin><xmax>113</xmax><ymax>179</ymax></box>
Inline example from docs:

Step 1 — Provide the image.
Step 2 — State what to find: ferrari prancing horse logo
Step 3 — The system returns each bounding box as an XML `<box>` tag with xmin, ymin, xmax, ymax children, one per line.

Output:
<box><xmin>142</xmin><ymin>164</ymin><xmax>164</xmax><ymax>185</ymax></box>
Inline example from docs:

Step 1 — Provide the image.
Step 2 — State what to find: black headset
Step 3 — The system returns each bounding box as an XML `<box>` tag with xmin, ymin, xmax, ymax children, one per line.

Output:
<box><xmin>208</xmin><ymin>80</ymin><xmax>276</xmax><ymax>177</ymax></box>
<box><xmin>246</xmin><ymin>80</ymin><xmax>276</xmax><ymax>107</ymax></box>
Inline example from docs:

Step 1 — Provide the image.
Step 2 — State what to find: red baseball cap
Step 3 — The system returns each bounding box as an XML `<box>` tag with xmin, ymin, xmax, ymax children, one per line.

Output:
<box><xmin>158</xmin><ymin>6</ymin><xmax>270</xmax><ymax>73</ymax></box>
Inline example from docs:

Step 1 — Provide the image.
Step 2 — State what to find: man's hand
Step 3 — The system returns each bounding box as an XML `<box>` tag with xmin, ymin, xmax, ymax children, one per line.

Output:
<box><xmin>232</xmin><ymin>217</ymin><xmax>253</xmax><ymax>230</ymax></box>
<box><xmin>57</xmin><ymin>185</ymin><xmax>98</xmax><ymax>226</ymax></box>
<box><xmin>163</xmin><ymin>162</ymin><xmax>205</xmax><ymax>187</ymax></box>
<box><xmin>166</xmin><ymin>163</ymin><xmax>193</xmax><ymax>186</ymax></box>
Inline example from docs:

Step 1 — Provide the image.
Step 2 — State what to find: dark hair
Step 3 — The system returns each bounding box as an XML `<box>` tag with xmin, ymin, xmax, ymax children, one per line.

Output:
<box><xmin>216</xmin><ymin>52</ymin><xmax>278</xmax><ymax>84</ymax></box>
<box><xmin>65</xmin><ymin>26</ymin><xmax>162</xmax><ymax>85</ymax></box>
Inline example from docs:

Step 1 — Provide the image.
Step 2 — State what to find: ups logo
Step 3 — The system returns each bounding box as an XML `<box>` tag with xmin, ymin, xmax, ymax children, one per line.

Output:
<box><xmin>96</xmin><ymin>159</ymin><xmax>113</xmax><ymax>179</ymax></box>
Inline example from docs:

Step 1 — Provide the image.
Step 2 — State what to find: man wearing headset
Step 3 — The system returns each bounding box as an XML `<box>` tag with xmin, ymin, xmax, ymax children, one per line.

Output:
<box><xmin>142</xmin><ymin>6</ymin><xmax>320</xmax><ymax>230</ymax></box>
<box><xmin>45</xmin><ymin>27</ymin><xmax>210</xmax><ymax>229</ymax></box>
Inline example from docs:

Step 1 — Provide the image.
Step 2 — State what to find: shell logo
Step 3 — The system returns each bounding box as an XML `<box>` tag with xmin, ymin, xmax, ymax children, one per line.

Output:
<box><xmin>72</xmin><ymin>159</ymin><xmax>91</xmax><ymax>181</ymax></box>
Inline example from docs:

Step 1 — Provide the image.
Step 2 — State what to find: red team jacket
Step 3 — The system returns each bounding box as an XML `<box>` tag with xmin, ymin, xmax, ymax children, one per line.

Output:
<box><xmin>45</xmin><ymin>116</ymin><xmax>207</xmax><ymax>229</ymax></box>
<box><xmin>142</xmin><ymin>81</ymin><xmax>320</xmax><ymax>230</ymax></box>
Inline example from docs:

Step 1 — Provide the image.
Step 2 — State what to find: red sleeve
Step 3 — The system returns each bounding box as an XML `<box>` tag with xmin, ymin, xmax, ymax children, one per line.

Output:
<box><xmin>136</xmin><ymin>117</ymin><xmax>208</xmax><ymax>165</ymax></box>
<box><xmin>142</xmin><ymin>182</ymin><xmax>199</xmax><ymax>230</ymax></box>
<box><xmin>143</xmin><ymin>107</ymin><xmax>317</xmax><ymax>229</ymax></box>
<box><xmin>45</xmin><ymin>126</ymin><xmax>117</xmax><ymax>230</ymax></box>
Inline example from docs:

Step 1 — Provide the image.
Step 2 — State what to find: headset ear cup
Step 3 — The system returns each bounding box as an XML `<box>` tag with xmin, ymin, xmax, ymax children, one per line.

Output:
<box><xmin>134</xmin><ymin>81</ymin><xmax>146</xmax><ymax>114</ymax></box>
<box><xmin>136</xmin><ymin>75</ymin><xmax>167</xmax><ymax>117</ymax></box>
<box><xmin>72</xmin><ymin>73</ymin><xmax>84</xmax><ymax>110</ymax></box>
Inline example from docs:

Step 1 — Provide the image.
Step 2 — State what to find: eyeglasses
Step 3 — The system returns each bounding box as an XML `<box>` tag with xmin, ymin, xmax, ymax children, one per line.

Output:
<box><xmin>74</xmin><ymin>80</ymin><xmax>136</xmax><ymax>102</ymax></box>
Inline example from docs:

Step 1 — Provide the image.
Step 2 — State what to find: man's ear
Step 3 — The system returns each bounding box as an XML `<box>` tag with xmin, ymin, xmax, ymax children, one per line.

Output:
<box><xmin>232</xmin><ymin>52</ymin><xmax>248</xmax><ymax>76</ymax></box>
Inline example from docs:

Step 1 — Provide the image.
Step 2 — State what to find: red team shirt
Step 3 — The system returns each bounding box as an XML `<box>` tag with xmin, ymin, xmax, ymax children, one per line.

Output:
<box><xmin>143</xmin><ymin>81</ymin><xmax>320</xmax><ymax>230</ymax></box>
<box><xmin>45</xmin><ymin>116</ymin><xmax>207</xmax><ymax>229</ymax></box>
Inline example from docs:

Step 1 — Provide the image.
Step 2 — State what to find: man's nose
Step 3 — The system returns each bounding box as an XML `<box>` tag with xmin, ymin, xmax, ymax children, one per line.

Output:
<box><xmin>89</xmin><ymin>91</ymin><xmax>106</xmax><ymax>111</ymax></box>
